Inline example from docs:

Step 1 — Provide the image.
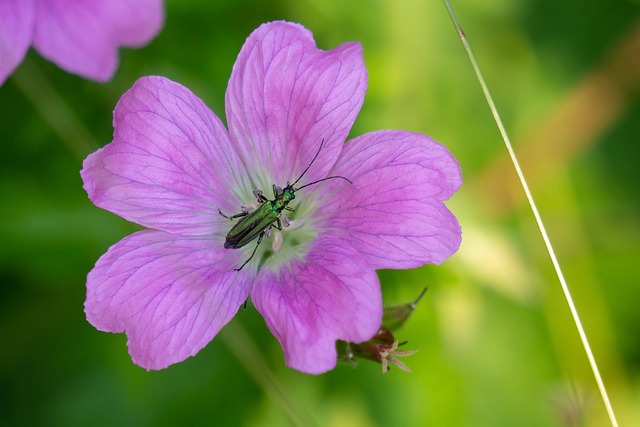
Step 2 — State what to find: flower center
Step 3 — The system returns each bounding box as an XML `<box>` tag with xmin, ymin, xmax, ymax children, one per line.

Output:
<box><xmin>237</xmin><ymin>187</ymin><xmax>321</xmax><ymax>271</ymax></box>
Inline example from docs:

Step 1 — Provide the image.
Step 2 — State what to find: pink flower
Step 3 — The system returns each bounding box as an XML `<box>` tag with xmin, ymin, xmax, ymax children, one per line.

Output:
<box><xmin>0</xmin><ymin>0</ymin><xmax>164</xmax><ymax>85</ymax></box>
<box><xmin>81</xmin><ymin>21</ymin><xmax>462</xmax><ymax>374</ymax></box>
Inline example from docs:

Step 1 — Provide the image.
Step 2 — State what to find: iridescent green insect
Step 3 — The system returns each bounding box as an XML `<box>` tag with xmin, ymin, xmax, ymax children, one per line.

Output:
<box><xmin>219</xmin><ymin>142</ymin><xmax>351</xmax><ymax>271</ymax></box>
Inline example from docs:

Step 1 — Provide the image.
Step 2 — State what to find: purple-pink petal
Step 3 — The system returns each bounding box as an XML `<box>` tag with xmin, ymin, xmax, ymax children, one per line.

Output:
<box><xmin>251</xmin><ymin>237</ymin><xmax>382</xmax><ymax>374</ymax></box>
<box><xmin>80</xmin><ymin>21</ymin><xmax>463</xmax><ymax>374</ymax></box>
<box><xmin>0</xmin><ymin>0</ymin><xmax>35</xmax><ymax>85</ymax></box>
<box><xmin>81</xmin><ymin>76</ymin><xmax>246</xmax><ymax>237</ymax></box>
<box><xmin>85</xmin><ymin>230</ymin><xmax>251</xmax><ymax>370</ymax></box>
<box><xmin>32</xmin><ymin>0</ymin><xmax>164</xmax><ymax>82</ymax></box>
<box><xmin>226</xmin><ymin>21</ymin><xmax>367</xmax><ymax>185</ymax></box>
<box><xmin>316</xmin><ymin>130</ymin><xmax>462</xmax><ymax>269</ymax></box>
<box><xmin>101</xmin><ymin>0</ymin><xmax>165</xmax><ymax>46</ymax></box>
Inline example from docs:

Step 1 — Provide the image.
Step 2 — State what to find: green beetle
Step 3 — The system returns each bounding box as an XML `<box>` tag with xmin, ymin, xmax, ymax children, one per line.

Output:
<box><xmin>219</xmin><ymin>142</ymin><xmax>351</xmax><ymax>271</ymax></box>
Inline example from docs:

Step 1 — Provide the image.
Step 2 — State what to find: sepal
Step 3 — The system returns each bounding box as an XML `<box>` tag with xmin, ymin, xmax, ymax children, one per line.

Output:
<box><xmin>336</xmin><ymin>288</ymin><xmax>427</xmax><ymax>374</ymax></box>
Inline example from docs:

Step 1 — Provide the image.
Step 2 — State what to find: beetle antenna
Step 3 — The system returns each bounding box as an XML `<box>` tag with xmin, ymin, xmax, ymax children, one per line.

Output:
<box><xmin>291</xmin><ymin>139</ymin><xmax>325</xmax><ymax>187</ymax></box>
<box><xmin>295</xmin><ymin>175</ymin><xmax>352</xmax><ymax>191</ymax></box>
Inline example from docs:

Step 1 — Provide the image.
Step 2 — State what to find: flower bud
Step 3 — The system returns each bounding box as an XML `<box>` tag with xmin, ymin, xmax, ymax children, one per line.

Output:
<box><xmin>382</xmin><ymin>287</ymin><xmax>427</xmax><ymax>332</ymax></box>
<box><xmin>336</xmin><ymin>288</ymin><xmax>427</xmax><ymax>373</ymax></box>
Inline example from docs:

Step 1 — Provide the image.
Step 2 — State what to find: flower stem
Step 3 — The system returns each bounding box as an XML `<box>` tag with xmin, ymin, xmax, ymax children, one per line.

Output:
<box><xmin>441</xmin><ymin>1</ymin><xmax>619</xmax><ymax>426</ymax></box>
<box><xmin>220</xmin><ymin>321</ymin><xmax>319</xmax><ymax>427</ymax></box>
<box><xmin>11</xmin><ymin>58</ymin><xmax>99</xmax><ymax>161</ymax></box>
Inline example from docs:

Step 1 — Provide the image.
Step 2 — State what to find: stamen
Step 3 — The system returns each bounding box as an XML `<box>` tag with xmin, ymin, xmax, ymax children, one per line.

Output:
<box><xmin>285</xmin><ymin>219</ymin><xmax>305</xmax><ymax>231</ymax></box>
<box><xmin>272</xmin><ymin>231</ymin><xmax>283</xmax><ymax>252</ymax></box>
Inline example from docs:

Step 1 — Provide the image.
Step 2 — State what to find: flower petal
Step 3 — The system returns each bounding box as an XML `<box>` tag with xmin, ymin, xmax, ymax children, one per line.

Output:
<box><xmin>85</xmin><ymin>230</ymin><xmax>252</xmax><ymax>370</ymax></box>
<box><xmin>32</xmin><ymin>0</ymin><xmax>164</xmax><ymax>82</ymax></box>
<box><xmin>0</xmin><ymin>0</ymin><xmax>35</xmax><ymax>85</ymax></box>
<box><xmin>102</xmin><ymin>0</ymin><xmax>165</xmax><ymax>47</ymax></box>
<box><xmin>226</xmin><ymin>21</ymin><xmax>367</xmax><ymax>185</ymax></box>
<box><xmin>316</xmin><ymin>130</ymin><xmax>462</xmax><ymax>269</ymax></box>
<box><xmin>81</xmin><ymin>76</ymin><xmax>247</xmax><ymax>237</ymax></box>
<box><xmin>251</xmin><ymin>237</ymin><xmax>381</xmax><ymax>374</ymax></box>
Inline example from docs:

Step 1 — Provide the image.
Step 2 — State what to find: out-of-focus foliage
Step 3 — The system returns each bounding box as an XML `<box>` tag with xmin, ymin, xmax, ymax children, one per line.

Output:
<box><xmin>1</xmin><ymin>0</ymin><xmax>638</xmax><ymax>426</ymax></box>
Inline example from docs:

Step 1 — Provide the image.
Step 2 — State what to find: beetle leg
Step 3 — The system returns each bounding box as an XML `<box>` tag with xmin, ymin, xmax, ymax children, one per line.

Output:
<box><xmin>218</xmin><ymin>208</ymin><xmax>249</xmax><ymax>220</ymax></box>
<box><xmin>284</xmin><ymin>206</ymin><xmax>295</xmax><ymax>212</ymax></box>
<box><xmin>235</xmin><ymin>233</ymin><xmax>264</xmax><ymax>272</ymax></box>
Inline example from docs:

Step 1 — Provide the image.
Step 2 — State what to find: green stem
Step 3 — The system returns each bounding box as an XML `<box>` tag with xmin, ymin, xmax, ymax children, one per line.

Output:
<box><xmin>220</xmin><ymin>321</ymin><xmax>319</xmax><ymax>427</ymax></box>
<box><xmin>11</xmin><ymin>58</ymin><xmax>99</xmax><ymax>161</ymax></box>
<box><xmin>441</xmin><ymin>1</ymin><xmax>619</xmax><ymax>426</ymax></box>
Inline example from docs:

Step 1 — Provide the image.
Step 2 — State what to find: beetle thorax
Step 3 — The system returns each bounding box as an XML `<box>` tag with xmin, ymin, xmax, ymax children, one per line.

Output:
<box><xmin>273</xmin><ymin>186</ymin><xmax>296</xmax><ymax>212</ymax></box>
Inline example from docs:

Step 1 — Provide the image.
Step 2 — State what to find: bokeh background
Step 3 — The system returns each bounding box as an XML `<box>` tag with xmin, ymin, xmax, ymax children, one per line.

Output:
<box><xmin>1</xmin><ymin>0</ymin><xmax>639</xmax><ymax>426</ymax></box>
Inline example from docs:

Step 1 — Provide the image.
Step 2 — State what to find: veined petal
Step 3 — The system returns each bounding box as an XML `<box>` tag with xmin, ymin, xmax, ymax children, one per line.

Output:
<box><xmin>226</xmin><ymin>21</ymin><xmax>367</xmax><ymax>185</ymax></box>
<box><xmin>0</xmin><ymin>0</ymin><xmax>35</xmax><ymax>85</ymax></box>
<box><xmin>32</xmin><ymin>0</ymin><xmax>164</xmax><ymax>82</ymax></box>
<box><xmin>85</xmin><ymin>230</ymin><xmax>252</xmax><ymax>370</ymax></box>
<box><xmin>316</xmin><ymin>130</ymin><xmax>462</xmax><ymax>269</ymax></box>
<box><xmin>81</xmin><ymin>76</ymin><xmax>246</xmax><ymax>237</ymax></box>
<box><xmin>336</xmin><ymin>130</ymin><xmax>461</xmax><ymax>200</ymax></box>
<box><xmin>252</xmin><ymin>237</ymin><xmax>381</xmax><ymax>374</ymax></box>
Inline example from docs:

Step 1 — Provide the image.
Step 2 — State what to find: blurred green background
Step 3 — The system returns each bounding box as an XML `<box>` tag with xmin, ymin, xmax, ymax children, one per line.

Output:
<box><xmin>1</xmin><ymin>0</ymin><xmax>638</xmax><ymax>425</ymax></box>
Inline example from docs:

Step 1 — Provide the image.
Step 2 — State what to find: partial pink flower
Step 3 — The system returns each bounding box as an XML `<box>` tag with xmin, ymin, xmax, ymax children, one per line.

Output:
<box><xmin>81</xmin><ymin>21</ymin><xmax>462</xmax><ymax>374</ymax></box>
<box><xmin>0</xmin><ymin>0</ymin><xmax>164</xmax><ymax>85</ymax></box>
